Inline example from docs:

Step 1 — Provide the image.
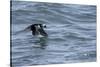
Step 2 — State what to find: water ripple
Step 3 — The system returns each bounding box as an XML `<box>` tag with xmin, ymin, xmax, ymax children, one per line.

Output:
<box><xmin>11</xmin><ymin>1</ymin><xmax>96</xmax><ymax>67</ymax></box>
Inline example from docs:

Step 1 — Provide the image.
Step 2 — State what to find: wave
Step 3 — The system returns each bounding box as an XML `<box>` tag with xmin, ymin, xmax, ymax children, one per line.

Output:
<box><xmin>11</xmin><ymin>1</ymin><xmax>96</xmax><ymax>66</ymax></box>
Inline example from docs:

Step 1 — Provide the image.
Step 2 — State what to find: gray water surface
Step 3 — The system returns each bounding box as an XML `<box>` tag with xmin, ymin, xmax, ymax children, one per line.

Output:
<box><xmin>11</xmin><ymin>1</ymin><xmax>96</xmax><ymax>67</ymax></box>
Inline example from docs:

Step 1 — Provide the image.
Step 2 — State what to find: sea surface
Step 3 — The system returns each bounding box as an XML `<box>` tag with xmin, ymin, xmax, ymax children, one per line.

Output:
<box><xmin>11</xmin><ymin>1</ymin><xmax>96</xmax><ymax>67</ymax></box>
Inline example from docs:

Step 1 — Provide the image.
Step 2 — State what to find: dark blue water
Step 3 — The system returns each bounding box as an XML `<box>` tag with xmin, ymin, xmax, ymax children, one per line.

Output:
<box><xmin>11</xmin><ymin>1</ymin><xmax>96</xmax><ymax>67</ymax></box>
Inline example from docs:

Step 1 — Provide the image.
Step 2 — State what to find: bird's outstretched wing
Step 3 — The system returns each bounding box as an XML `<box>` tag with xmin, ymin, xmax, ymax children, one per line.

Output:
<box><xmin>13</xmin><ymin>25</ymin><xmax>31</xmax><ymax>35</ymax></box>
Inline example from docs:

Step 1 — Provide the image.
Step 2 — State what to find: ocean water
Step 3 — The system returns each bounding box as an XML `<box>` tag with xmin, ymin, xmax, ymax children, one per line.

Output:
<box><xmin>11</xmin><ymin>1</ymin><xmax>96</xmax><ymax>67</ymax></box>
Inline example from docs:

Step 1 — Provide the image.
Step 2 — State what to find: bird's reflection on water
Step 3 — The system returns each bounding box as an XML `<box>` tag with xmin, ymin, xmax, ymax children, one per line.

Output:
<box><xmin>33</xmin><ymin>37</ymin><xmax>48</xmax><ymax>49</ymax></box>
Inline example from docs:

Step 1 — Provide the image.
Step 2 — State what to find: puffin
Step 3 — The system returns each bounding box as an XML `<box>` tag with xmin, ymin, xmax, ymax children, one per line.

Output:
<box><xmin>25</xmin><ymin>24</ymin><xmax>48</xmax><ymax>37</ymax></box>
